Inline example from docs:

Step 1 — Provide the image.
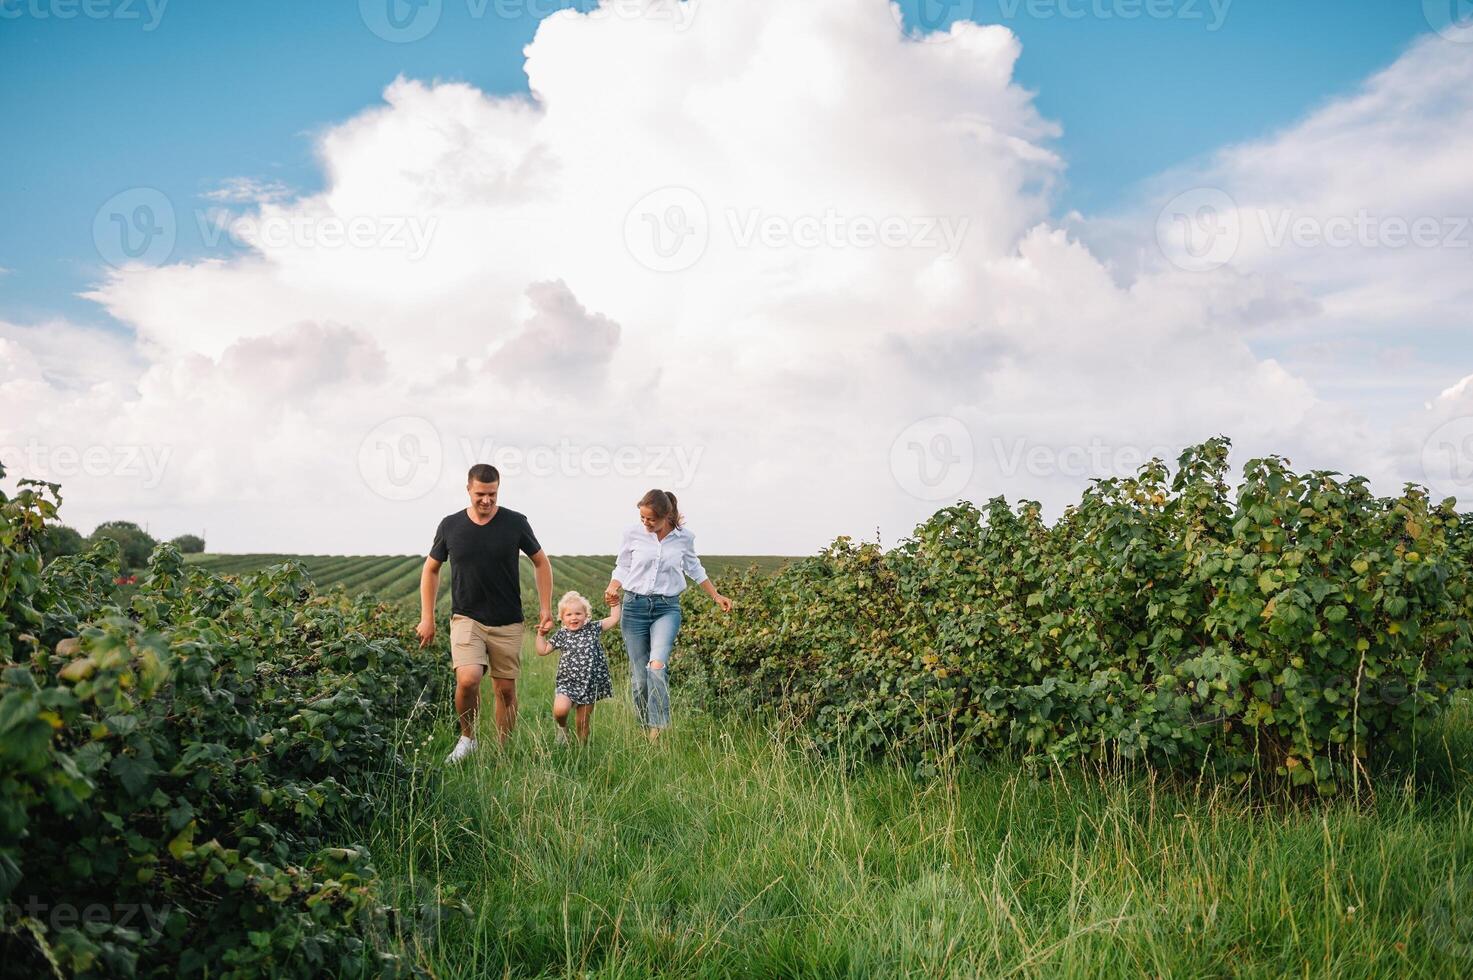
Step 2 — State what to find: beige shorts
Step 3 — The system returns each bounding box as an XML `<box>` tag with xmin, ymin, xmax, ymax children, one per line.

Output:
<box><xmin>449</xmin><ymin>615</ymin><xmax>525</xmax><ymax>678</ymax></box>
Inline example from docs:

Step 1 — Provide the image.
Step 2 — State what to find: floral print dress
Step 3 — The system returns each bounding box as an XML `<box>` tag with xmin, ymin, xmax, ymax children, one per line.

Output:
<box><xmin>548</xmin><ymin>620</ymin><xmax>614</xmax><ymax>705</ymax></box>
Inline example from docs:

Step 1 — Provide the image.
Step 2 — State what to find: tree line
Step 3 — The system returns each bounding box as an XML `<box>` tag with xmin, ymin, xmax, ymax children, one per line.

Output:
<box><xmin>40</xmin><ymin>521</ymin><xmax>204</xmax><ymax>571</ymax></box>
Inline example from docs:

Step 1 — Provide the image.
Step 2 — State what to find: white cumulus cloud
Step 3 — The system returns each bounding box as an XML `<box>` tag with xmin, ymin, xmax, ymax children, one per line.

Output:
<box><xmin>3</xmin><ymin>0</ymin><xmax>1470</xmax><ymax>553</ymax></box>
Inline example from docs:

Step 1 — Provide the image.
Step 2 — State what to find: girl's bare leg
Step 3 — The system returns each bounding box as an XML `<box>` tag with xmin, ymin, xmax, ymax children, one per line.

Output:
<box><xmin>575</xmin><ymin>704</ymin><xmax>594</xmax><ymax>743</ymax></box>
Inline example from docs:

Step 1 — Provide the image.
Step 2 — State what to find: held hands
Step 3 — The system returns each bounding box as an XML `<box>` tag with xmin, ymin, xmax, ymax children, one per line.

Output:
<box><xmin>603</xmin><ymin>584</ymin><xmax>621</xmax><ymax>606</ymax></box>
<box><xmin>415</xmin><ymin>618</ymin><xmax>435</xmax><ymax>648</ymax></box>
<box><xmin>534</xmin><ymin>621</ymin><xmax>554</xmax><ymax>656</ymax></box>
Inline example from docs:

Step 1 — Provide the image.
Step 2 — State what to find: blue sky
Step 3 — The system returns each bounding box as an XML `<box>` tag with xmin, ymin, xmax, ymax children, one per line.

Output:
<box><xmin>0</xmin><ymin>0</ymin><xmax>1439</xmax><ymax>328</ymax></box>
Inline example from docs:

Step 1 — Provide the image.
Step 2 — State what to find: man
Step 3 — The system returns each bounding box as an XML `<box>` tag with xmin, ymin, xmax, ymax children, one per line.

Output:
<box><xmin>416</xmin><ymin>463</ymin><xmax>553</xmax><ymax>763</ymax></box>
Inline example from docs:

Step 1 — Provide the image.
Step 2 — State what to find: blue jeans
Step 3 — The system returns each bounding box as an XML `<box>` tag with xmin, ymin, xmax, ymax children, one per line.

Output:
<box><xmin>621</xmin><ymin>592</ymin><xmax>682</xmax><ymax>729</ymax></box>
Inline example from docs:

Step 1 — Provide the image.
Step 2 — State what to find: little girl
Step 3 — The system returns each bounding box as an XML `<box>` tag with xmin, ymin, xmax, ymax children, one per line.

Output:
<box><xmin>535</xmin><ymin>590</ymin><xmax>619</xmax><ymax>744</ymax></box>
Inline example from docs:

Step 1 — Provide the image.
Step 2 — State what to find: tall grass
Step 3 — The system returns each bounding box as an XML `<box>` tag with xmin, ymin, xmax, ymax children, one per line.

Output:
<box><xmin>364</xmin><ymin>638</ymin><xmax>1473</xmax><ymax>978</ymax></box>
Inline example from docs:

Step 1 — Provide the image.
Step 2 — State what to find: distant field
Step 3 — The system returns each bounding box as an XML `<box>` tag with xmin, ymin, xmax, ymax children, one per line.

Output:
<box><xmin>183</xmin><ymin>552</ymin><xmax>790</xmax><ymax>615</ymax></box>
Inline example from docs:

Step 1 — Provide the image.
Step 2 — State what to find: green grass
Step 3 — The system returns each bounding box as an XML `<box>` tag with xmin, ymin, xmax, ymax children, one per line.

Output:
<box><xmin>363</xmin><ymin>637</ymin><xmax>1473</xmax><ymax>978</ymax></box>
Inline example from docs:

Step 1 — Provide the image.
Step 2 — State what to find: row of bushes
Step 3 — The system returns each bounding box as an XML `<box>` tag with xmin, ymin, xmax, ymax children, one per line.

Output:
<box><xmin>678</xmin><ymin>438</ymin><xmax>1473</xmax><ymax>794</ymax></box>
<box><xmin>1</xmin><ymin>472</ymin><xmax>450</xmax><ymax>977</ymax></box>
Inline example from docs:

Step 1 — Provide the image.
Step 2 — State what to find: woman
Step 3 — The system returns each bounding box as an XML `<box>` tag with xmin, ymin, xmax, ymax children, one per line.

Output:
<box><xmin>605</xmin><ymin>489</ymin><xmax>732</xmax><ymax>742</ymax></box>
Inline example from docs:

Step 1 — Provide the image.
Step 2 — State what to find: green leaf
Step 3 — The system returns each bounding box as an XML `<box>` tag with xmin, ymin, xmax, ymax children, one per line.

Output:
<box><xmin>111</xmin><ymin>753</ymin><xmax>159</xmax><ymax>798</ymax></box>
<box><xmin>167</xmin><ymin>821</ymin><xmax>198</xmax><ymax>861</ymax></box>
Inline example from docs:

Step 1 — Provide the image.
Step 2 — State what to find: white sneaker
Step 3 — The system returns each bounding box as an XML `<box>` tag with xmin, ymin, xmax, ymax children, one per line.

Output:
<box><xmin>445</xmin><ymin>736</ymin><xmax>477</xmax><ymax>764</ymax></box>
<box><xmin>555</xmin><ymin>727</ymin><xmax>569</xmax><ymax>745</ymax></box>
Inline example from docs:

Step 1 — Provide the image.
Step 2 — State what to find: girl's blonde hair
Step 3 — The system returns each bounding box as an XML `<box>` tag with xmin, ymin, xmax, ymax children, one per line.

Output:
<box><xmin>557</xmin><ymin>590</ymin><xmax>593</xmax><ymax>617</ymax></box>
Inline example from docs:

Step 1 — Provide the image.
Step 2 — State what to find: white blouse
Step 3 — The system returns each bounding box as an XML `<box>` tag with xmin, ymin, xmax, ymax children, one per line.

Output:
<box><xmin>611</xmin><ymin>524</ymin><xmax>708</xmax><ymax>596</ymax></box>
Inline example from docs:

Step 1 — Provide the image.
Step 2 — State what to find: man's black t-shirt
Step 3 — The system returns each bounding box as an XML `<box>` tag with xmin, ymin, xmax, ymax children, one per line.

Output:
<box><xmin>429</xmin><ymin>507</ymin><xmax>542</xmax><ymax>627</ymax></box>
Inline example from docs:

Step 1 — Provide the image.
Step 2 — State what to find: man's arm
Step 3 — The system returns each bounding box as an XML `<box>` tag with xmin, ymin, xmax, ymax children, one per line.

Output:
<box><xmin>416</xmin><ymin>556</ymin><xmax>443</xmax><ymax>647</ymax></box>
<box><xmin>529</xmin><ymin>549</ymin><xmax>554</xmax><ymax>632</ymax></box>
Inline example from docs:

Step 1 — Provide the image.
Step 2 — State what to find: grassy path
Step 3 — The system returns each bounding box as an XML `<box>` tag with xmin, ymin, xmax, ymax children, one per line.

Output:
<box><xmin>365</xmin><ymin>638</ymin><xmax>1473</xmax><ymax>978</ymax></box>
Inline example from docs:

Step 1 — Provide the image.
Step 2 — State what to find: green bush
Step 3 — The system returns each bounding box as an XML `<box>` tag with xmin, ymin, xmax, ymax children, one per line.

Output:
<box><xmin>1</xmin><ymin>472</ymin><xmax>451</xmax><ymax>977</ymax></box>
<box><xmin>86</xmin><ymin>522</ymin><xmax>157</xmax><ymax>576</ymax></box>
<box><xmin>38</xmin><ymin>526</ymin><xmax>85</xmax><ymax>564</ymax></box>
<box><xmin>680</xmin><ymin>438</ymin><xmax>1473</xmax><ymax>795</ymax></box>
<box><xmin>168</xmin><ymin>534</ymin><xmax>205</xmax><ymax>555</ymax></box>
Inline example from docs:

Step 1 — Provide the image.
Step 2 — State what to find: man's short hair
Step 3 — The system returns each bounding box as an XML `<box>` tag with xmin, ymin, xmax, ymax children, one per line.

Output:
<box><xmin>467</xmin><ymin>463</ymin><xmax>500</xmax><ymax>485</ymax></box>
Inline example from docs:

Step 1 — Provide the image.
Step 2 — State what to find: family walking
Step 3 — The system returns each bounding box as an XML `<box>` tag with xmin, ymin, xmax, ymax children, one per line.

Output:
<box><xmin>414</xmin><ymin>463</ymin><xmax>732</xmax><ymax>763</ymax></box>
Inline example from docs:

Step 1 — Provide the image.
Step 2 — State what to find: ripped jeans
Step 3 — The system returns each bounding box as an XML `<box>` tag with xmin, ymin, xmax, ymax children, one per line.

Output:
<box><xmin>621</xmin><ymin>591</ymin><xmax>682</xmax><ymax>729</ymax></box>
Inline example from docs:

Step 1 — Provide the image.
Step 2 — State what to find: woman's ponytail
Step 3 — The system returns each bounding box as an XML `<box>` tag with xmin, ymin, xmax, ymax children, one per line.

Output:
<box><xmin>638</xmin><ymin>488</ymin><xmax>683</xmax><ymax>529</ymax></box>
